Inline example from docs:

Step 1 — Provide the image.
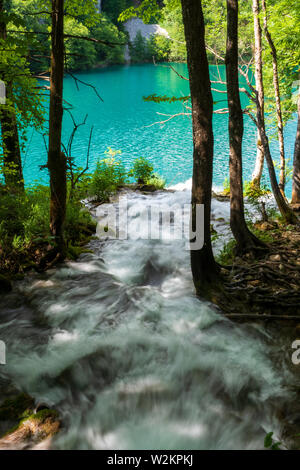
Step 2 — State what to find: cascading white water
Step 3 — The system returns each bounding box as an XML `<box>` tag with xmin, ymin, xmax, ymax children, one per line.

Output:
<box><xmin>0</xmin><ymin>184</ymin><xmax>297</xmax><ymax>449</ymax></box>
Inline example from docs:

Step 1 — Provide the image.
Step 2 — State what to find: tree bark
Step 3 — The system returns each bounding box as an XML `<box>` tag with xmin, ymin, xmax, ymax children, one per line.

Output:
<box><xmin>0</xmin><ymin>0</ymin><xmax>24</xmax><ymax>191</ymax></box>
<box><xmin>251</xmin><ymin>132</ymin><xmax>264</xmax><ymax>187</ymax></box>
<box><xmin>48</xmin><ymin>0</ymin><xmax>66</xmax><ymax>252</ymax></box>
<box><xmin>225</xmin><ymin>0</ymin><xmax>263</xmax><ymax>252</ymax></box>
<box><xmin>181</xmin><ymin>0</ymin><xmax>219</xmax><ymax>295</ymax></box>
<box><xmin>251</xmin><ymin>0</ymin><xmax>297</xmax><ymax>224</ymax></box>
<box><xmin>251</xmin><ymin>0</ymin><xmax>265</xmax><ymax>189</ymax></box>
<box><xmin>292</xmin><ymin>87</ymin><xmax>300</xmax><ymax>204</ymax></box>
<box><xmin>262</xmin><ymin>0</ymin><xmax>286</xmax><ymax>193</ymax></box>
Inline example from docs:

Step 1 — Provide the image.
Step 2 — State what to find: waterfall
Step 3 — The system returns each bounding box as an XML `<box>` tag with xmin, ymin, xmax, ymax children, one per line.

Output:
<box><xmin>0</xmin><ymin>186</ymin><xmax>295</xmax><ymax>450</ymax></box>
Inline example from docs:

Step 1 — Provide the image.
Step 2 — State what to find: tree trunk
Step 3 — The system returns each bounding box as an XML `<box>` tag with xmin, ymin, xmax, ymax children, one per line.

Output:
<box><xmin>0</xmin><ymin>0</ymin><xmax>24</xmax><ymax>191</ymax></box>
<box><xmin>251</xmin><ymin>0</ymin><xmax>297</xmax><ymax>224</ymax></box>
<box><xmin>251</xmin><ymin>0</ymin><xmax>264</xmax><ymax>189</ymax></box>
<box><xmin>292</xmin><ymin>88</ymin><xmax>300</xmax><ymax>204</ymax></box>
<box><xmin>181</xmin><ymin>0</ymin><xmax>219</xmax><ymax>295</ymax></box>
<box><xmin>262</xmin><ymin>0</ymin><xmax>286</xmax><ymax>193</ymax></box>
<box><xmin>48</xmin><ymin>0</ymin><xmax>66</xmax><ymax>252</ymax></box>
<box><xmin>226</xmin><ymin>0</ymin><xmax>264</xmax><ymax>252</ymax></box>
<box><xmin>251</xmin><ymin>131</ymin><xmax>264</xmax><ymax>186</ymax></box>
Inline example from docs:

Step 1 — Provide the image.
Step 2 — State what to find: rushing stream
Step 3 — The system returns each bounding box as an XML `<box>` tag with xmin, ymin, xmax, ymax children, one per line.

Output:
<box><xmin>0</xmin><ymin>184</ymin><xmax>299</xmax><ymax>449</ymax></box>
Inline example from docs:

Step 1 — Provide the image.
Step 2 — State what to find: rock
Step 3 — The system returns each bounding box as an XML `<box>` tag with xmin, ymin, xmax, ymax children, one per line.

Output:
<box><xmin>0</xmin><ymin>274</ymin><xmax>12</xmax><ymax>294</ymax></box>
<box><xmin>0</xmin><ymin>393</ymin><xmax>60</xmax><ymax>450</ymax></box>
<box><xmin>269</xmin><ymin>254</ymin><xmax>282</xmax><ymax>262</ymax></box>
<box><xmin>0</xmin><ymin>409</ymin><xmax>60</xmax><ymax>450</ymax></box>
<box><xmin>248</xmin><ymin>280</ymin><xmax>260</xmax><ymax>287</ymax></box>
<box><xmin>258</xmin><ymin>222</ymin><xmax>274</xmax><ymax>231</ymax></box>
<box><xmin>139</xmin><ymin>184</ymin><xmax>157</xmax><ymax>193</ymax></box>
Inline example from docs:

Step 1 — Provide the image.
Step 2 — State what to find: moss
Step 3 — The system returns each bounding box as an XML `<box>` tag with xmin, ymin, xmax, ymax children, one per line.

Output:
<box><xmin>29</xmin><ymin>409</ymin><xmax>59</xmax><ymax>422</ymax></box>
<box><xmin>1</xmin><ymin>409</ymin><xmax>60</xmax><ymax>441</ymax></box>
<box><xmin>67</xmin><ymin>243</ymin><xmax>94</xmax><ymax>260</ymax></box>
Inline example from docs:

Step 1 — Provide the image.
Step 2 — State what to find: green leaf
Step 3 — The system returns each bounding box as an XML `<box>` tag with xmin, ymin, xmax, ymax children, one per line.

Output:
<box><xmin>264</xmin><ymin>432</ymin><xmax>274</xmax><ymax>448</ymax></box>
<box><xmin>271</xmin><ymin>442</ymin><xmax>282</xmax><ymax>450</ymax></box>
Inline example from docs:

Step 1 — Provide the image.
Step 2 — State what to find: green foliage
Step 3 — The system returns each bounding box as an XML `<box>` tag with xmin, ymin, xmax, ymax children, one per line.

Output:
<box><xmin>118</xmin><ymin>0</ymin><xmax>161</xmax><ymax>24</ymax></box>
<box><xmin>222</xmin><ymin>177</ymin><xmax>230</xmax><ymax>195</ymax></box>
<box><xmin>143</xmin><ymin>94</ymin><xmax>190</xmax><ymax>104</ymax></box>
<box><xmin>91</xmin><ymin>15</ymin><xmax>126</xmax><ymax>65</ymax></box>
<box><xmin>10</xmin><ymin>1</ymin><xmax>126</xmax><ymax>73</ymax></box>
<box><xmin>264</xmin><ymin>432</ymin><xmax>283</xmax><ymax>450</ymax></box>
<box><xmin>147</xmin><ymin>34</ymin><xmax>171</xmax><ymax>61</ymax></box>
<box><xmin>262</xmin><ymin>0</ymin><xmax>300</xmax><ymax>130</ymax></box>
<box><xmin>244</xmin><ymin>181</ymin><xmax>272</xmax><ymax>223</ymax></box>
<box><xmin>88</xmin><ymin>148</ymin><xmax>127</xmax><ymax>201</ymax></box>
<box><xmin>103</xmin><ymin>0</ymin><xmax>133</xmax><ymax>24</ymax></box>
<box><xmin>0</xmin><ymin>182</ymin><xmax>96</xmax><ymax>274</ymax></box>
<box><xmin>216</xmin><ymin>239</ymin><xmax>237</xmax><ymax>265</ymax></box>
<box><xmin>273</xmin><ymin>158</ymin><xmax>293</xmax><ymax>186</ymax></box>
<box><xmin>160</xmin><ymin>0</ymin><xmax>186</xmax><ymax>61</ymax></box>
<box><xmin>129</xmin><ymin>31</ymin><xmax>152</xmax><ymax>63</ymax></box>
<box><xmin>146</xmin><ymin>173</ymin><xmax>166</xmax><ymax>189</ymax></box>
<box><xmin>244</xmin><ymin>181</ymin><xmax>270</xmax><ymax>203</ymax></box>
<box><xmin>129</xmin><ymin>31</ymin><xmax>171</xmax><ymax>63</ymax></box>
<box><xmin>130</xmin><ymin>156</ymin><xmax>154</xmax><ymax>184</ymax></box>
<box><xmin>65</xmin><ymin>14</ymin><xmax>126</xmax><ymax>70</ymax></box>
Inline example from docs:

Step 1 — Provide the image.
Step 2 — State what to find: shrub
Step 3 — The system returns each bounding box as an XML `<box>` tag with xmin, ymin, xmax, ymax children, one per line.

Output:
<box><xmin>23</xmin><ymin>186</ymin><xmax>50</xmax><ymax>240</ymax></box>
<box><xmin>148</xmin><ymin>35</ymin><xmax>171</xmax><ymax>62</ymax></box>
<box><xmin>130</xmin><ymin>157</ymin><xmax>154</xmax><ymax>184</ymax></box>
<box><xmin>89</xmin><ymin>148</ymin><xmax>127</xmax><ymax>201</ymax></box>
<box><xmin>216</xmin><ymin>239</ymin><xmax>237</xmax><ymax>265</ymax></box>
<box><xmin>129</xmin><ymin>31</ymin><xmax>152</xmax><ymax>63</ymax></box>
<box><xmin>146</xmin><ymin>173</ymin><xmax>166</xmax><ymax>189</ymax></box>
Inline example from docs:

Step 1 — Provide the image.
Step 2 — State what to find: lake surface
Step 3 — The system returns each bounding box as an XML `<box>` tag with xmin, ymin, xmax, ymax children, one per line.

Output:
<box><xmin>23</xmin><ymin>63</ymin><xmax>297</xmax><ymax>195</ymax></box>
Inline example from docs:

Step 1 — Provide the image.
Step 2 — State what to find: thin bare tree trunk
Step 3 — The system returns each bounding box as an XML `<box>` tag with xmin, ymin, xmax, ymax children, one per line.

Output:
<box><xmin>48</xmin><ymin>0</ymin><xmax>66</xmax><ymax>252</ymax></box>
<box><xmin>251</xmin><ymin>0</ymin><xmax>297</xmax><ymax>224</ymax></box>
<box><xmin>181</xmin><ymin>0</ymin><xmax>219</xmax><ymax>295</ymax></box>
<box><xmin>262</xmin><ymin>0</ymin><xmax>286</xmax><ymax>193</ymax></box>
<box><xmin>252</xmin><ymin>131</ymin><xmax>264</xmax><ymax>186</ymax></box>
<box><xmin>251</xmin><ymin>0</ymin><xmax>265</xmax><ymax>188</ymax></box>
<box><xmin>292</xmin><ymin>88</ymin><xmax>300</xmax><ymax>204</ymax></box>
<box><xmin>0</xmin><ymin>0</ymin><xmax>24</xmax><ymax>191</ymax></box>
<box><xmin>226</xmin><ymin>0</ymin><xmax>264</xmax><ymax>252</ymax></box>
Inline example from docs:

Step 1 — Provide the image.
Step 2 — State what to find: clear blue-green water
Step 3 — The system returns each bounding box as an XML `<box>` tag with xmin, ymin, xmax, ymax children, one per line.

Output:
<box><xmin>23</xmin><ymin>63</ymin><xmax>297</xmax><ymax>196</ymax></box>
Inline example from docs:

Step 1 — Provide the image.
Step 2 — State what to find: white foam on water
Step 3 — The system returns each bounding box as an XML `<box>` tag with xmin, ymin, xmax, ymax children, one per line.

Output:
<box><xmin>0</xmin><ymin>185</ymin><xmax>296</xmax><ymax>449</ymax></box>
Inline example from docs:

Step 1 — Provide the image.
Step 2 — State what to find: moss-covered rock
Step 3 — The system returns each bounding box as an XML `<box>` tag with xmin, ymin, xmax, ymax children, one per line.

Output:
<box><xmin>0</xmin><ymin>393</ymin><xmax>60</xmax><ymax>449</ymax></box>
<box><xmin>0</xmin><ymin>409</ymin><xmax>60</xmax><ymax>450</ymax></box>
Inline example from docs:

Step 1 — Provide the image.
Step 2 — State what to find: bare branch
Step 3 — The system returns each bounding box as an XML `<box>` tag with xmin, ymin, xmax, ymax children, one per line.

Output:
<box><xmin>152</xmin><ymin>57</ymin><xmax>189</xmax><ymax>81</ymax></box>
<box><xmin>63</xmin><ymin>34</ymin><xmax>125</xmax><ymax>47</ymax></box>
<box><xmin>144</xmin><ymin>112</ymin><xmax>191</xmax><ymax>127</ymax></box>
<box><xmin>65</xmin><ymin>70</ymin><xmax>103</xmax><ymax>102</ymax></box>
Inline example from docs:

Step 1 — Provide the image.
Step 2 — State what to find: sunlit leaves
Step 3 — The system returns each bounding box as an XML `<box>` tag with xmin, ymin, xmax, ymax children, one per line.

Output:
<box><xmin>143</xmin><ymin>94</ymin><xmax>190</xmax><ymax>104</ymax></box>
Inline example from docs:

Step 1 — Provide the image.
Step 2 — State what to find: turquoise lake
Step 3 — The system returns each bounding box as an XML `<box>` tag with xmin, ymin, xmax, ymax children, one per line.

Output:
<box><xmin>23</xmin><ymin>63</ymin><xmax>297</xmax><ymax>195</ymax></box>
